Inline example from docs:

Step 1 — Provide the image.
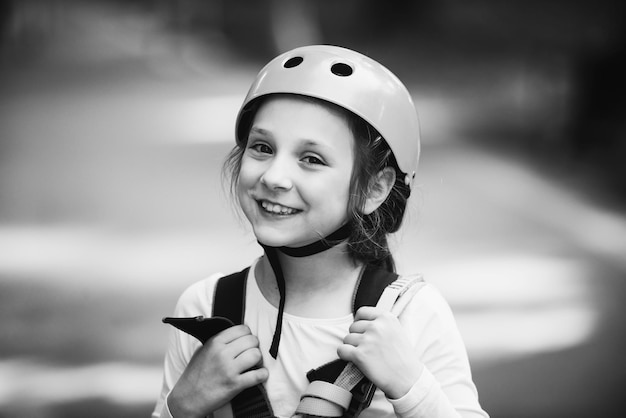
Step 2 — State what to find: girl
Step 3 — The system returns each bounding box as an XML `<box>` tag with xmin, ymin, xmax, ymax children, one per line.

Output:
<box><xmin>153</xmin><ymin>45</ymin><xmax>488</xmax><ymax>418</ymax></box>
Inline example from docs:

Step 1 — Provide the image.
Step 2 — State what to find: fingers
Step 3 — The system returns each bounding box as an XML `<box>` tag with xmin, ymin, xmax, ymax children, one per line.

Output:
<box><xmin>337</xmin><ymin>343</ymin><xmax>357</xmax><ymax>362</ymax></box>
<box><xmin>220</xmin><ymin>327</ymin><xmax>268</xmax><ymax>388</ymax></box>
<box><xmin>239</xmin><ymin>366</ymin><xmax>269</xmax><ymax>388</ymax></box>
<box><xmin>346</xmin><ymin>307</ymin><xmax>383</xmax><ymax>343</ymax></box>
<box><xmin>212</xmin><ymin>324</ymin><xmax>255</xmax><ymax>344</ymax></box>
<box><xmin>233</xmin><ymin>342</ymin><xmax>264</xmax><ymax>371</ymax></box>
<box><xmin>207</xmin><ymin>325</ymin><xmax>265</xmax><ymax>376</ymax></box>
<box><xmin>354</xmin><ymin>306</ymin><xmax>385</xmax><ymax>321</ymax></box>
<box><xmin>349</xmin><ymin>307</ymin><xmax>392</xmax><ymax>334</ymax></box>
<box><xmin>348</xmin><ymin>320</ymin><xmax>369</xmax><ymax>334</ymax></box>
<box><xmin>342</xmin><ymin>332</ymin><xmax>364</xmax><ymax>347</ymax></box>
<box><xmin>341</xmin><ymin>318</ymin><xmax>368</xmax><ymax>362</ymax></box>
<box><xmin>342</xmin><ymin>307</ymin><xmax>399</xmax><ymax>359</ymax></box>
<box><xmin>227</xmin><ymin>332</ymin><xmax>260</xmax><ymax>357</ymax></box>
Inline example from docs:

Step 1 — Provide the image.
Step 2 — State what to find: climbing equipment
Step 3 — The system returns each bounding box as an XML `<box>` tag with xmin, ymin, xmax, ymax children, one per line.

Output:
<box><xmin>163</xmin><ymin>264</ymin><xmax>424</xmax><ymax>418</ymax></box>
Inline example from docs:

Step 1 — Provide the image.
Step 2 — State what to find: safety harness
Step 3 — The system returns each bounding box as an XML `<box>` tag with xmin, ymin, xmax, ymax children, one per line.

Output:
<box><xmin>163</xmin><ymin>263</ymin><xmax>424</xmax><ymax>418</ymax></box>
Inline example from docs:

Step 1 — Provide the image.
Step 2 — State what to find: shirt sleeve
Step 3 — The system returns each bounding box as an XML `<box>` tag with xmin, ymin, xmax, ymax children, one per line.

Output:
<box><xmin>155</xmin><ymin>390</ymin><xmax>174</xmax><ymax>418</ymax></box>
<box><xmin>151</xmin><ymin>274</ymin><xmax>223</xmax><ymax>418</ymax></box>
<box><xmin>389</xmin><ymin>284</ymin><xmax>489</xmax><ymax>418</ymax></box>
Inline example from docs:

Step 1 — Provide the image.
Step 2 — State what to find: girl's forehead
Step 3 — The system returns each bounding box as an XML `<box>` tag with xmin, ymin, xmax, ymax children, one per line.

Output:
<box><xmin>251</xmin><ymin>96</ymin><xmax>355</xmax><ymax>148</ymax></box>
<box><xmin>255</xmin><ymin>95</ymin><xmax>346</xmax><ymax>121</ymax></box>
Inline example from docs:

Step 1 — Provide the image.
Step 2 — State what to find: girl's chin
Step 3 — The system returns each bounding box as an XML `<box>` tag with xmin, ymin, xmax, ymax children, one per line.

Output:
<box><xmin>257</xmin><ymin>237</ymin><xmax>308</xmax><ymax>248</ymax></box>
<box><xmin>251</xmin><ymin>222</ymin><xmax>347</xmax><ymax>249</ymax></box>
<box><xmin>254</xmin><ymin>230</ymin><xmax>316</xmax><ymax>249</ymax></box>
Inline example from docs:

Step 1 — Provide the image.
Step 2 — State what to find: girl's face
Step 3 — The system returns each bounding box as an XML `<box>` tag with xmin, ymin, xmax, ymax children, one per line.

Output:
<box><xmin>237</xmin><ymin>96</ymin><xmax>355</xmax><ymax>248</ymax></box>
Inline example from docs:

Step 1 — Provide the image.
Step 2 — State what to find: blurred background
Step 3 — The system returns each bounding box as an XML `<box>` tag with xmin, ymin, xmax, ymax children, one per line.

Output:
<box><xmin>0</xmin><ymin>0</ymin><xmax>625</xmax><ymax>417</ymax></box>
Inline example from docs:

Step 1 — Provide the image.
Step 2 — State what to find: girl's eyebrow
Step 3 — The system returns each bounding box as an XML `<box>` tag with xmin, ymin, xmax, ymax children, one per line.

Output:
<box><xmin>300</xmin><ymin>139</ymin><xmax>327</xmax><ymax>149</ymax></box>
<box><xmin>249</xmin><ymin>126</ymin><xmax>271</xmax><ymax>137</ymax></box>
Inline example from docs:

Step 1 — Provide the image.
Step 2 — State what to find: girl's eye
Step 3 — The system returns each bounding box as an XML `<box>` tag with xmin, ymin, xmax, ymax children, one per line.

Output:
<box><xmin>249</xmin><ymin>143</ymin><xmax>273</xmax><ymax>154</ymax></box>
<box><xmin>302</xmin><ymin>155</ymin><xmax>326</xmax><ymax>165</ymax></box>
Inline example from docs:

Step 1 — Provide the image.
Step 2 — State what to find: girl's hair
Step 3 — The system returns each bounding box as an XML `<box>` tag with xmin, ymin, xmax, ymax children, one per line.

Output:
<box><xmin>223</xmin><ymin>94</ymin><xmax>411</xmax><ymax>272</ymax></box>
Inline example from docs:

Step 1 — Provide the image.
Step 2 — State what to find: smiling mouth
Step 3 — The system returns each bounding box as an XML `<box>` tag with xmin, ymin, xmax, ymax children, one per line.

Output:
<box><xmin>259</xmin><ymin>200</ymin><xmax>301</xmax><ymax>215</ymax></box>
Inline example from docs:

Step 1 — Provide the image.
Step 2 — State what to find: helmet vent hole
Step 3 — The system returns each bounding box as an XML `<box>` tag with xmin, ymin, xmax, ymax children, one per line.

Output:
<box><xmin>284</xmin><ymin>56</ymin><xmax>303</xmax><ymax>68</ymax></box>
<box><xmin>331</xmin><ymin>63</ymin><xmax>353</xmax><ymax>76</ymax></box>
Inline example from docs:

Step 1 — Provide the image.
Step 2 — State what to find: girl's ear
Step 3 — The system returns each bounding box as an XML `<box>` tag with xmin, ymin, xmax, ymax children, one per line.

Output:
<box><xmin>363</xmin><ymin>167</ymin><xmax>396</xmax><ymax>215</ymax></box>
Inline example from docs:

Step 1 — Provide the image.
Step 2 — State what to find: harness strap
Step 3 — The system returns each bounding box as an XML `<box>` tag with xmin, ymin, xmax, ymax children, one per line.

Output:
<box><xmin>295</xmin><ymin>271</ymin><xmax>425</xmax><ymax>418</ymax></box>
<box><xmin>291</xmin><ymin>265</ymin><xmax>400</xmax><ymax>418</ymax></box>
<box><xmin>214</xmin><ymin>267</ymin><xmax>249</xmax><ymax>324</ymax></box>
<box><xmin>163</xmin><ymin>268</ymin><xmax>276</xmax><ymax>418</ymax></box>
<box><xmin>352</xmin><ymin>264</ymin><xmax>397</xmax><ymax>311</ymax></box>
<box><xmin>296</xmin><ymin>381</ymin><xmax>352</xmax><ymax>417</ymax></box>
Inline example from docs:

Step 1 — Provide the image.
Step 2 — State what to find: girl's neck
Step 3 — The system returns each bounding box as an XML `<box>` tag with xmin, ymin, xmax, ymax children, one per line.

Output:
<box><xmin>256</xmin><ymin>243</ymin><xmax>364</xmax><ymax>317</ymax></box>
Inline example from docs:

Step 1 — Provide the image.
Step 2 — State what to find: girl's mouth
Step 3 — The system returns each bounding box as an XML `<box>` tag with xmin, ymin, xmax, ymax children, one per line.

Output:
<box><xmin>259</xmin><ymin>200</ymin><xmax>300</xmax><ymax>215</ymax></box>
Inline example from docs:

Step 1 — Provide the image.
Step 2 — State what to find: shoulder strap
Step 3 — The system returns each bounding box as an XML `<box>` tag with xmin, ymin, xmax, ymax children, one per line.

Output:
<box><xmin>299</xmin><ymin>266</ymin><xmax>425</xmax><ymax>418</ymax></box>
<box><xmin>213</xmin><ymin>267</ymin><xmax>276</xmax><ymax>418</ymax></box>
<box><xmin>352</xmin><ymin>264</ymin><xmax>398</xmax><ymax>313</ymax></box>
<box><xmin>212</xmin><ymin>267</ymin><xmax>250</xmax><ymax>324</ymax></box>
<box><xmin>377</xmin><ymin>274</ymin><xmax>425</xmax><ymax>313</ymax></box>
<box><xmin>161</xmin><ymin>268</ymin><xmax>249</xmax><ymax>344</ymax></box>
<box><xmin>163</xmin><ymin>266</ymin><xmax>275</xmax><ymax>418</ymax></box>
<box><xmin>298</xmin><ymin>265</ymin><xmax>402</xmax><ymax>418</ymax></box>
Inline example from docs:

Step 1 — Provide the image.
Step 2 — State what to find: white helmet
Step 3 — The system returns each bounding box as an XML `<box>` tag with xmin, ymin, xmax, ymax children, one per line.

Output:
<box><xmin>235</xmin><ymin>45</ymin><xmax>420</xmax><ymax>188</ymax></box>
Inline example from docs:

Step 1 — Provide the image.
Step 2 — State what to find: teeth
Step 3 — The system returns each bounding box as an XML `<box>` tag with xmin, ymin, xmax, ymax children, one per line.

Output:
<box><xmin>261</xmin><ymin>201</ymin><xmax>297</xmax><ymax>215</ymax></box>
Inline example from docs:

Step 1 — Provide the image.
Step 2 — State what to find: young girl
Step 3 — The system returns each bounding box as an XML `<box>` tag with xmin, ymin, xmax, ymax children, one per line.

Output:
<box><xmin>153</xmin><ymin>45</ymin><xmax>488</xmax><ymax>418</ymax></box>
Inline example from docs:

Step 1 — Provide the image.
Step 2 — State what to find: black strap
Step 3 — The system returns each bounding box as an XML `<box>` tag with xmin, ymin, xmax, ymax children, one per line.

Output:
<box><xmin>213</xmin><ymin>268</ymin><xmax>276</xmax><ymax>417</ymax></box>
<box><xmin>277</xmin><ymin>223</ymin><xmax>352</xmax><ymax>257</ymax></box>
<box><xmin>353</xmin><ymin>264</ymin><xmax>398</xmax><ymax>312</ymax></box>
<box><xmin>163</xmin><ymin>268</ymin><xmax>276</xmax><ymax>418</ymax></box>
<box><xmin>263</xmin><ymin>223</ymin><xmax>352</xmax><ymax>358</ymax></box>
<box><xmin>162</xmin><ymin>316</ymin><xmax>233</xmax><ymax>344</ymax></box>
<box><xmin>348</xmin><ymin>265</ymin><xmax>398</xmax><ymax>417</ymax></box>
<box><xmin>260</xmin><ymin>246</ymin><xmax>286</xmax><ymax>359</ymax></box>
<box><xmin>213</xmin><ymin>267</ymin><xmax>249</xmax><ymax>324</ymax></box>
<box><xmin>163</xmin><ymin>268</ymin><xmax>250</xmax><ymax>340</ymax></box>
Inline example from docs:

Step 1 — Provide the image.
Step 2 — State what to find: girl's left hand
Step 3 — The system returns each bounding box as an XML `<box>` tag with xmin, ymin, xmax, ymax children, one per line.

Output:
<box><xmin>337</xmin><ymin>306</ymin><xmax>424</xmax><ymax>400</ymax></box>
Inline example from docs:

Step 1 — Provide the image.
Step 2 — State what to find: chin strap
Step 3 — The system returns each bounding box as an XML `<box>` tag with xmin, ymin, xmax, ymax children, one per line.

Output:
<box><xmin>260</xmin><ymin>223</ymin><xmax>352</xmax><ymax>359</ymax></box>
<box><xmin>259</xmin><ymin>244</ymin><xmax>287</xmax><ymax>359</ymax></box>
<box><xmin>277</xmin><ymin>223</ymin><xmax>352</xmax><ymax>257</ymax></box>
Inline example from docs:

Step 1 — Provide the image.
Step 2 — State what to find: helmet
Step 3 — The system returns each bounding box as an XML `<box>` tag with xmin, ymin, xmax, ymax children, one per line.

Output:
<box><xmin>235</xmin><ymin>45</ymin><xmax>420</xmax><ymax>188</ymax></box>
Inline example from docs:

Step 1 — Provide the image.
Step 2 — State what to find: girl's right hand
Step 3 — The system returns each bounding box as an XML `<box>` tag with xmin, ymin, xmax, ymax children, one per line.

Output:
<box><xmin>167</xmin><ymin>325</ymin><xmax>269</xmax><ymax>418</ymax></box>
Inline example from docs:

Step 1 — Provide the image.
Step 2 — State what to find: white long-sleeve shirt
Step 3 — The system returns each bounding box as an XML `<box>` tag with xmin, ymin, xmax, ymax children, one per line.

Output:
<box><xmin>153</xmin><ymin>258</ymin><xmax>488</xmax><ymax>418</ymax></box>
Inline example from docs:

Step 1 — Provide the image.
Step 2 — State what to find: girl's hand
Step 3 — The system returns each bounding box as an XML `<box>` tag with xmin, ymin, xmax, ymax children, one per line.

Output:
<box><xmin>337</xmin><ymin>307</ymin><xmax>424</xmax><ymax>400</ymax></box>
<box><xmin>168</xmin><ymin>325</ymin><xmax>269</xmax><ymax>418</ymax></box>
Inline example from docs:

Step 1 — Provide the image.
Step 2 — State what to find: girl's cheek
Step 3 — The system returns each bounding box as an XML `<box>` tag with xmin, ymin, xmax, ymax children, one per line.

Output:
<box><xmin>236</xmin><ymin>180</ymin><xmax>250</xmax><ymax>205</ymax></box>
<box><xmin>239</xmin><ymin>158</ymin><xmax>259</xmax><ymax>182</ymax></box>
<box><xmin>236</xmin><ymin>165</ymin><xmax>252</xmax><ymax>187</ymax></box>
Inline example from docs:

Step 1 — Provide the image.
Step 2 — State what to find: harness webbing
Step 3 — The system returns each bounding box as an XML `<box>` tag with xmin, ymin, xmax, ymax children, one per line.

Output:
<box><xmin>162</xmin><ymin>264</ymin><xmax>402</xmax><ymax>418</ymax></box>
<box><xmin>297</xmin><ymin>274</ymin><xmax>426</xmax><ymax>417</ymax></box>
<box><xmin>163</xmin><ymin>268</ymin><xmax>275</xmax><ymax>418</ymax></box>
<box><xmin>214</xmin><ymin>267</ymin><xmax>250</xmax><ymax>324</ymax></box>
<box><xmin>296</xmin><ymin>264</ymin><xmax>399</xmax><ymax>418</ymax></box>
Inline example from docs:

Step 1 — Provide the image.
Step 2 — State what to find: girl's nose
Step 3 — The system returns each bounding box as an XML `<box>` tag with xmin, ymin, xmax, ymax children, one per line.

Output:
<box><xmin>260</xmin><ymin>158</ymin><xmax>293</xmax><ymax>190</ymax></box>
